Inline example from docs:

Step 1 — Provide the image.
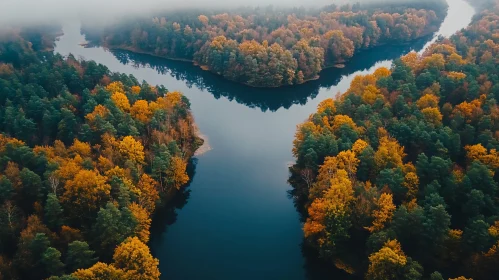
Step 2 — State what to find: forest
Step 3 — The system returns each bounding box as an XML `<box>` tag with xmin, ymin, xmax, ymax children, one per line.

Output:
<box><xmin>81</xmin><ymin>0</ymin><xmax>447</xmax><ymax>87</ymax></box>
<box><xmin>289</xmin><ymin>1</ymin><xmax>499</xmax><ymax>279</ymax></box>
<box><xmin>0</xmin><ymin>29</ymin><xmax>200</xmax><ymax>279</ymax></box>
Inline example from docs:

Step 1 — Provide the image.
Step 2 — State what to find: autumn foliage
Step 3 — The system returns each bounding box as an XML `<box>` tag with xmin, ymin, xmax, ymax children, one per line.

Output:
<box><xmin>83</xmin><ymin>1</ymin><xmax>446</xmax><ymax>87</ymax></box>
<box><xmin>0</xmin><ymin>34</ymin><xmax>200</xmax><ymax>279</ymax></box>
<box><xmin>290</xmin><ymin>2</ymin><xmax>499</xmax><ymax>279</ymax></box>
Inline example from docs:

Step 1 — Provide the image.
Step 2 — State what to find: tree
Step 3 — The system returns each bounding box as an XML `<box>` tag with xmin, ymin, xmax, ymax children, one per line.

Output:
<box><xmin>304</xmin><ymin>169</ymin><xmax>354</xmax><ymax>255</ymax></box>
<box><xmin>19</xmin><ymin>167</ymin><xmax>43</xmax><ymax>207</ymax></box>
<box><xmin>42</xmin><ymin>247</ymin><xmax>65</xmax><ymax>276</ymax></box>
<box><xmin>72</xmin><ymin>262</ymin><xmax>127</xmax><ymax>279</ymax></box>
<box><xmin>118</xmin><ymin>136</ymin><xmax>145</xmax><ymax>164</ymax></box>
<box><xmin>61</xmin><ymin>169</ymin><xmax>111</xmax><ymax>220</ymax></box>
<box><xmin>429</xmin><ymin>272</ymin><xmax>444</xmax><ymax>280</ymax></box>
<box><xmin>366</xmin><ymin>239</ymin><xmax>407</xmax><ymax>280</ymax></box>
<box><xmin>0</xmin><ymin>176</ymin><xmax>13</xmax><ymax>203</ymax></box>
<box><xmin>374</xmin><ymin>137</ymin><xmax>405</xmax><ymax>171</ymax></box>
<box><xmin>366</xmin><ymin>239</ymin><xmax>422</xmax><ymax>280</ymax></box>
<box><xmin>65</xmin><ymin>241</ymin><xmax>98</xmax><ymax>272</ymax></box>
<box><xmin>166</xmin><ymin>156</ymin><xmax>189</xmax><ymax>190</ymax></box>
<box><xmin>44</xmin><ymin>193</ymin><xmax>63</xmax><ymax>230</ymax></box>
<box><xmin>130</xmin><ymin>100</ymin><xmax>152</xmax><ymax>123</ymax></box>
<box><xmin>135</xmin><ymin>174</ymin><xmax>159</xmax><ymax>213</ymax></box>
<box><xmin>129</xmin><ymin>203</ymin><xmax>151</xmax><ymax>243</ymax></box>
<box><xmin>92</xmin><ymin>202</ymin><xmax>136</xmax><ymax>258</ymax></box>
<box><xmin>367</xmin><ymin>193</ymin><xmax>396</xmax><ymax>233</ymax></box>
<box><xmin>463</xmin><ymin>219</ymin><xmax>492</xmax><ymax>253</ymax></box>
<box><xmin>421</xmin><ymin>107</ymin><xmax>443</xmax><ymax>125</ymax></box>
<box><xmin>111</xmin><ymin>92</ymin><xmax>131</xmax><ymax>112</ymax></box>
<box><xmin>112</xmin><ymin>237</ymin><xmax>160</xmax><ymax>280</ymax></box>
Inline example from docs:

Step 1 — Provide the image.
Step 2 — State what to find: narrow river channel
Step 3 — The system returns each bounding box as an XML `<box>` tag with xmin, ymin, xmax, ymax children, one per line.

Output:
<box><xmin>54</xmin><ymin>1</ymin><xmax>475</xmax><ymax>278</ymax></box>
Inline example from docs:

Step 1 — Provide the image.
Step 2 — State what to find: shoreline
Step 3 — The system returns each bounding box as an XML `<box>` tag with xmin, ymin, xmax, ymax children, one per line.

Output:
<box><xmin>94</xmin><ymin>26</ymin><xmax>440</xmax><ymax>89</ymax></box>
<box><xmin>193</xmin><ymin>125</ymin><xmax>212</xmax><ymax>156</ymax></box>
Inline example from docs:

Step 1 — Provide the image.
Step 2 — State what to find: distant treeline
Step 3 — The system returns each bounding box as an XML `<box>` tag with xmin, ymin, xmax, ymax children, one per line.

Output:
<box><xmin>82</xmin><ymin>1</ymin><xmax>447</xmax><ymax>87</ymax></box>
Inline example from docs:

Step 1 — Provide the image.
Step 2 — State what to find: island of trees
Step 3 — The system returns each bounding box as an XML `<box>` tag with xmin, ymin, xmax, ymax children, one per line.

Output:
<box><xmin>290</xmin><ymin>1</ymin><xmax>499</xmax><ymax>279</ymax></box>
<box><xmin>82</xmin><ymin>0</ymin><xmax>447</xmax><ymax>87</ymax></box>
<box><xmin>0</xmin><ymin>29</ymin><xmax>200</xmax><ymax>279</ymax></box>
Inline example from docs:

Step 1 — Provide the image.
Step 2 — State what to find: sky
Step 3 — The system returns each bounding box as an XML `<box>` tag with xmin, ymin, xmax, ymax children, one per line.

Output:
<box><xmin>0</xmin><ymin>0</ymin><xmax>439</xmax><ymax>26</ymax></box>
<box><xmin>0</xmin><ymin>0</ymin><xmax>336</xmax><ymax>25</ymax></box>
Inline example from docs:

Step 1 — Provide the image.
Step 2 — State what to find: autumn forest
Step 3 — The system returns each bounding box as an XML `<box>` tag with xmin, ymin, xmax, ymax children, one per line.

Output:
<box><xmin>0</xmin><ymin>30</ymin><xmax>199</xmax><ymax>278</ymax></box>
<box><xmin>82</xmin><ymin>0</ymin><xmax>447</xmax><ymax>87</ymax></box>
<box><xmin>0</xmin><ymin>0</ymin><xmax>497</xmax><ymax>279</ymax></box>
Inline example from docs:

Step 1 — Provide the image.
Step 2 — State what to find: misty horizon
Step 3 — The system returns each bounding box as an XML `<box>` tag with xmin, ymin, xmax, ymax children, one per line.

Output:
<box><xmin>1</xmin><ymin>0</ymin><xmax>446</xmax><ymax>26</ymax></box>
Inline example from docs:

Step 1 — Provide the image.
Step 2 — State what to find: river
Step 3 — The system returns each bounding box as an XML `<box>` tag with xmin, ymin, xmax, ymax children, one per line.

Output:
<box><xmin>53</xmin><ymin>0</ymin><xmax>474</xmax><ymax>279</ymax></box>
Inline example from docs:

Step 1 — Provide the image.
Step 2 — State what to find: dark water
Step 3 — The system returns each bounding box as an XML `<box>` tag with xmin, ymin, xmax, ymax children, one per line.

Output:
<box><xmin>54</xmin><ymin>1</ymin><xmax>474</xmax><ymax>278</ymax></box>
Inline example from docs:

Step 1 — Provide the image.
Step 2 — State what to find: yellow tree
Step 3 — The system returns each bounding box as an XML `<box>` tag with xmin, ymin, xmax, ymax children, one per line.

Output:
<box><xmin>347</xmin><ymin>74</ymin><xmax>377</xmax><ymax>96</ymax></box>
<box><xmin>55</xmin><ymin>155</ymin><xmax>83</xmax><ymax>181</ymax></box>
<box><xmin>85</xmin><ymin>105</ymin><xmax>109</xmax><ymax>124</ymax></box>
<box><xmin>118</xmin><ymin>136</ymin><xmax>145</xmax><ymax>164</ymax></box>
<box><xmin>331</xmin><ymin>115</ymin><xmax>357</xmax><ymax>132</ymax></box>
<box><xmin>317</xmin><ymin>99</ymin><xmax>336</xmax><ymax>114</ymax></box>
<box><xmin>323</xmin><ymin>169</ymin><xmax>355</xmax><ymax>211</ymax></box>
<box><xmin>303</xmin><ymin>198</ymin><xmax>327</xmax><ymax>239</ymax></box>
<box><xmin>135</xmin><ymin>174</ymin><xmax>160</xmax><ymax>213</ymax></box>
<box><xmin>416</xmin><ymin>94</ymin><xmax>439</xmax><ymax>109</ymax></box>
<box><xmin>420</xmin><ymin>53</ymin><xmax>445</xmax><ymax>71</ymax></box>
<box><xmin>401</xmin><ymin>51</ymin><xmax>419</xmax><ymax>71</ymax></box>
<box><xmin>309</xmin><ymin>156</ymin><xmax>339</xmax><ymax>200</ymax></box>
<box><xmin>97</xmin><ymin>155</ymin><xmax>114</xmax><ymax>172</ymax></box>
<box><xmin>361</xmin><ymin>84</ymin><xmax>382</xmax><ymax>105</ymax></box>
<box><xmin>464</xmin><ymin>144</ymin><xmax>499</xmax><ymax>170</ymax></box>
<box><xmin>4</xmin><ymin>161</ymin><xmax>21</xmax><ymax>190</ymax></box>
<box><xmin>374</xmin><ymin>137</ymin><xmax>405</xmax><ymax>171</ymax></box>
<box><xmin>373</xmin><ymin>67</ymin><xmax>391</xmax><ymax>79</ymax></box>
<box><xmin>447</xmin><ymin>71</ymin><xmax>467</xmax><ymax>80</ymax></box>
<box><xmin>366</xmin><ymin>239</ymin><xmax>407</xmax><ymax>280</ymax></box>
<box><xmin>403</xmin><ymin>172</ymin><xmax>419</xmax><ymax>201</ymax></box>
<box><xmin>69</xmin><ymin>139</ymin><xmax>92</xmax><ymax>158</ymax></box>
<box><xmin>130</xmin><ymin>100</ymin><xmax>152</xmax><ymax>123</ymax></box>
<box><xmin>422</xmin><ymin>107</ymin><xmax>443</xmax><ymax>125</ymax></box>
<box><xmin>166</xmin><ymin>156</ymin><xmax>189</xmax><ymax>190</ymax></box>
<box><xmin>112</xmin><ymin>237</ymin><xmax>160</xmax><ymax>280</ymax></box>
<box><xmin>489</xmin><ymin>221</ymin><xmax>499</xmax><ymax>238</ymax></box>
<box><xmin>198</xmin><ymin>15</ymin><xmax>209</xmax><ymax>26</ymax></box>
<box><xmin>465</xmin><ymin>144</ymin><xmax>488</xmax><ymax>163</ymax></box>
<box><xmin>337</xmin><ymin>150</ymin><xmax>359</xmax><ymax>180</ymax></box>
<box><xmin>61</xmin><ymin>169</ymin><xmax>111</xmax><ymax>216</ymax></box>
<box><xmin>304</xmin><ymin>170</ymin><xmax>354</xmax><ymax>248</ymax></box>
<box><xmin>129</xmin><ymin>203</ymin><xmax>152</xmax><ymax>243</ymax></box>
<box><xmin>106</xmin><ymin>81</ymin><xmax>124</xmax><ymax>93</ymax></box>
<box><xmin>111</xmin><ymin>92</ymin><xmax>131</xmax><ymax>112</ymax></box>
<box><xmin>72</xmin><ymin>262</ymin><xmax>127</xmax><ymax>279</ymax></box>
<box><xmin>366</xmin><ymin>193</ymin><xmax>396</xmax><ymax>232</ymax></box>
<box><xmin>163</xmin><ymin>91</ymin><xmax>183</xmax><ymax>109</ymax></box>
<box><xmin>352</xmin><ymin>139</ymin><xmax>369</xmax><ymax>155</ymax></box>
<box><xmin>131</xmin><ymin>86</ymin><xmax>141</xmax><ymax>94</ymax></box>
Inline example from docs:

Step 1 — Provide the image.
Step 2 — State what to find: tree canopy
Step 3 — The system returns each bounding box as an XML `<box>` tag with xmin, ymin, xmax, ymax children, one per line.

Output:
<box><xmin>290</xmin><ymin>1</ymin><xmax>499</xmax><ymax>279</ymax></box>
<box><xmin>0</xmin><ymin>30</ymin><xmax>200</xmax><ymax>279</ymax></box>
<box><xmin>82</xmin><ymin>1</ymin><xmax>447</xmax><ymax>87</ymax></box>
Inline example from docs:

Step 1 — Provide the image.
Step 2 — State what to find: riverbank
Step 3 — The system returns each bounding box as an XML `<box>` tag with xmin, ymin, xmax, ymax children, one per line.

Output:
<box><xmin>95</xmin><ymin>28</ymin><xmax>440</xmax><ymax>90</ymax></box>
<box><xmin>193</xmin><ymin>126</ymin><xmax>211</xmax><ymax>156</ymax></box>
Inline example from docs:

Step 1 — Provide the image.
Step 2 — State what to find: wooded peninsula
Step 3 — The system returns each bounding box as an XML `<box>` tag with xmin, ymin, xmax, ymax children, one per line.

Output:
<box><xmin>82</xmin><ymin>0</ymin><xmax>447</xmax><ymax>87</ymax></box>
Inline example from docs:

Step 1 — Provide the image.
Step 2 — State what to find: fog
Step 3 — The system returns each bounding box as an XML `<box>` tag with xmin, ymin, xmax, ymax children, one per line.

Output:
<box><xmin>0</xmin><ymin>0</ymin><xmax>442</xmax><ymax>26</ymax></box>
<box><xmin>1</xmin><ymin>0</ymin><xmax>330</xmax><ymax>26</ymax></box>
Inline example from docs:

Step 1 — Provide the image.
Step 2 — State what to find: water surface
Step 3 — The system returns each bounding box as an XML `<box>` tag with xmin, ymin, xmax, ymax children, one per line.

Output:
<box><xmin>54</xmin><ymin>1</ymin><xmax>474</xmax><ymax>278</ymax></box>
